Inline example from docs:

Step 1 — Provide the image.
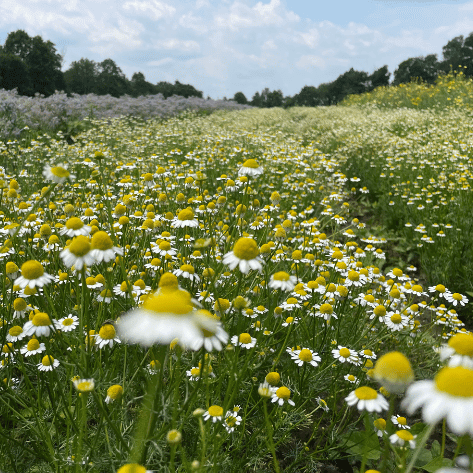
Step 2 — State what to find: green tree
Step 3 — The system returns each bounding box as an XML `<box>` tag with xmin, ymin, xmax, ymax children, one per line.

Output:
<box><xmin>251</xmin><ymin>91</ymin><xmax>262</xmax><ymax>107</ymax></box>
<box><xmin>369</xmin><ymin>65</ymin><xmax>390</xmax><ymax>90</ymax></box>
<box><xmin>440</xmin><ymin>33</ymin><xmax>473</xmax><ymax>77</ymax></box>
<box><xmin>130</xmin><ymin>72</ymin><xmax>157</xmax><ymax>97</ymax></box>
<box><xmin>96</xmin><ymin>59</ymin><xmax>130</xmax><ymax>97</ymax></box>
<box><xmin>330</xmin><ymin>68</ymin><xmax>369</xmax><ymax>103</ymax></box>
<box><xmin>3</xmin><ymin>30</ymin><xmax>65</xmax><ymax>96</ymax></box>
<box><xmin>0</xmin><ymin>52</ymin><xmax>31</xmax><ymax>95</ymax></box>
<box><xmin>393</xmin><ymin>54</ymin><xmax>439</xmax><ymax>85</ymax></box>
<box><xmin>64</xmin><ymin>58</ymin><xmax>98</xmax><ymax>95</ymax></box>
<box><xmin>232</xmin><ymin>91</ymin><xmax>248</xmax><ymax>104</ymax></box>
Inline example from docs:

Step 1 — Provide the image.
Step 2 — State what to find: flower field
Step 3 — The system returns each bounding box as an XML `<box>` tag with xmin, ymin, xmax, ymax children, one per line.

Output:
<box><xmin>1</xmin><ymin>99</ymin><xmax>473</xmax><ymax>473</ymax></box>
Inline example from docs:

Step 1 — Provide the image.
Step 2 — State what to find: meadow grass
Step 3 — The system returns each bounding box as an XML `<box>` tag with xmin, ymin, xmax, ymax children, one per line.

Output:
<box><xmin>0</xmin><ymin>104</ymin><xmax>472</xmax><ymax>473</ymax></box>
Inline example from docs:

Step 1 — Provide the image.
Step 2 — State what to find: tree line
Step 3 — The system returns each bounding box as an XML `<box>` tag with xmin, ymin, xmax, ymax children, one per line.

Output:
<box><xmin>0</xmin><ymin>30</ymin><xmax>203</xmax><ymax>99</ymax></box>
<box><xmin>231</xmin><ymin>32</ymin><xmax>473</xmax><ymax>107</ymax></box>
<box><xmin>1</xmin><ymin>29</ymin><xmax>473</xmax><ymax>105</ymax></box>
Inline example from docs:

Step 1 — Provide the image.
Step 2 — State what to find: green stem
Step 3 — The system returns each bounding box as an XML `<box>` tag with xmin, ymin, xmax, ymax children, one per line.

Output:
<box><xmin>263</xmin><ymin>400</ymin><xmax>280</xmax><ymax>473</ymax></box>
<box><xmin>404</xmin><ymin>423</ymin><xmax>435</xmax><ymax>473</ymax></box>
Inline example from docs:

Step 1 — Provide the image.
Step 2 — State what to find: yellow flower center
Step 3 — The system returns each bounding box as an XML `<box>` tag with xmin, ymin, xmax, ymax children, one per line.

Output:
<box><xmin>354</xmin><ymin>386</ymin><xmax>378</xmax><ymax>400</ymax></box>
<box><xmin>91</xmin><ymin>231</ymin><xmax>113</xmax><ymax>251</ymax></box>
<box><xmin>51</xmin><ymin>166</ymin><xmax>70</xmax><ymax>178</ymax></box>
<box><xmin>9</xmin><ymin>326</ymin><xmax>23</xmax><ymax>336</ymax></box>
<box><xmin>373</xmin><ymin>351</ymin><xmax>414</xmax><ymax>383</ymax></box>
<box><xmin>66</xmin><ymin>217</ymin><xmax>84</xmax><ymax>230</ymax></box>
<box><xmin>159</xmin><ymin>241</ymin><xmax>171</xmax><ymax>251</ymax></box>
<box><xmin>348</xmin><ymin>270</ymin><xmax>359</xmax><ymax>281</ymax></box>
<box><xmin>285</xmin><ymin>317</ymin><xmax>294</xmax><ymax>324</ymax></box>
<box><xmin>448</xmin><ymin>333</ymin><xmax>473</xmax><ymax>356</ymax></box>
<box><xmin>177</xmin><ymin>208</ymin><xmax>194</xmax><ymax>221</ymax></box>
<box><xmin>320</xmin><ymin>303</ymin><xmax>333</xmax><ymax>314</ymax></box>
<box><xmin>158</xmin><ymin>272</ymin><xmax>179</xmax><ymax>290</ymax></box>
<box><xmin>396</xmin><ymin>430</ymin><xmax>414</xmax><ymax>441</ymax></box>
<box><xmin>239</xmin><ymin>333</ymin><xmax>252</xmax><ymax>344</ymax></box>
<box><xmin>99</xmin><ymin>325</ymin><xmax>116</xmax><ymax>340</ymax></box>
<box><xmin>6</xmin><ymin>262</ymin><xmax>18</xmax><ymax>273</ymax></box>
<box><xmin>76</xmin><ymin>380</ymin><xmax>94</xmax><ymax>392</ymax></box>
<box><xmin>396</xmin><ymin>416</ymin><xmax>407</xmax><ymax>425</ymax></box>
<box><xmin>374</xmin><ymin>418</ymin><xmax>386</xmax><ymax>430</ymax></box>
<box><xmin>41</xmin><ymin>355</ymin><xmax>55</xmax><ymax>366</ymax></box>
<box><xmin>232</xmin><ymin>237</ymin><xmax>259</xmax><ymax>260</ymax></box>
<box><xmin>208</xmin><ymin>405</ymin><xmax>223</xmax><ymax>417</ymax></box>
<box><xmin>452</xmin><ymin>293</ymin><xmax>462</xmax><ymax>301</ymax></box>
<box><xmin>298</xmin><ymin>349</ymin><xmax>313</xmax><ymax>362</ymax></box>
<box><xmin>32</xmin><ymin>313</ymin><xmax>52</xmax><ymax>327</ymax></box>
<box><xmin>143</xmin><ymin>291</ymin><xmax>193</xmax><ymax>315</ymax></box>
<box><xmin>339</xmin><ymin>348</ymin><xmax>351</xmax><ymax>358</ymax></box>
<box><xmin>374</xmin><ymin>305</ymin><xmax>387</xmax><ymax>317</ymax></box>
<box><xmin>69</xmin><ymin>235</ymin><xmax>91</xmax><ymax>256</ymax></box>
<box><xmin>180</xmin><ymin>264</ymin><xmax>195</xmax><ymax>274</ymax></box>
<box><xmin>435</xmin><ymin>284</ymin><xmax>446</xmax><ymax>292</ymax></box>
<box><xmin>265</xmin><ymin>372</ymin><xmax>280</xmax><ymax>385</ymax></box>
<box><xmin>62</xmin><ymin>318</ymin><xmax>74</xmax><ymax>326</ymax></box>
<box><xmin>273</xmin><ymin>271</ymin><xmax>290</xmax><ymax>281</ymax></box>
<box><xmin>242</xmin><ymin>158</ymin><xmax>259</xmax><ymax>168</ymax></box>
<box><xmin>27</xmin><ymin>339</ymin><xmax>40</xmax><ymax>351</ymax></box>
<box><xmin>390</xmin><ymin>314</ymin><xmax>402</xmax><ymax>324</ymax></box>
<box><xmin>117</xmin><ymin>464</ymin><xmax>147</xmax><ymax>473</ymax></box>
<box><xmin>435</xmin><ymin>366</ymin><xmax>473</xmax><ymax>397</ymax></box>
<box><xmin>347</xmin><ymin>374</ymin><xmax>356</xmax><ymax>382</ymax></box>
<box><xmin>21</xmin><ymin>260</ymin><xmax>44</xmax><ymax>279</ymax></box>
<box><xmin>276</xmin><ymin>386</ymin><xmax>291</xmax><ymax>400</ymax></box>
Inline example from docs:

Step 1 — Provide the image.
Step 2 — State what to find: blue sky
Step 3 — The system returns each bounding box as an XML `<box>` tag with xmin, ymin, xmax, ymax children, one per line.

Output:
<box><xmin>1</xmin><ymin>0</ymin><xmax>473</xmax><ymax>99</ymax></box>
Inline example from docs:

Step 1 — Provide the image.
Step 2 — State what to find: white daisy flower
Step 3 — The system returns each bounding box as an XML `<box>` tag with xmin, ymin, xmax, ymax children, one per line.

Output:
<box><xmin>271</xmin><ymin>386</ymin><xmax>295</xmax><ymax>406</ymax></box>
<box><xmin>14</xmin><ymin>260</ymin><xmax>55</xmax><ymax>290</ymax></box>
<box><xmin>20</xmin><ymin>338</ymin><xmax>46</xmax><ymax>357</ymax></box>
<box><xmin>223</xmin><ymin>237</ymin><xmax>263</xmax><ymax>274</ymax></box>
<box><xmin>37</xmin><ymin>355</ymin><xmax>60</xmax><ymax>371</ymax></box>
<box><xmin>345</xmin><ymin>386</ymin><xmax>388</xmax><ymax>412</ymax></box>
<box><xmin>60</xmin><ymin>217</ymin><xmax>91</xmax><ymax>237</ymax></box>
<box><xmin>291</xmin><ymin>348</ymin><xmax>321</xmax><ymax>367</ymax></box>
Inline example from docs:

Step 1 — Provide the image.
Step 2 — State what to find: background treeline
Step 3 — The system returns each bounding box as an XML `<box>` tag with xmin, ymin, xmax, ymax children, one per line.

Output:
<box><xmin>1</xmin><ymin>29</ymin><xmax>473</xmax><ymax>105</ymax></box>
<box><xmin>232</xmin><ymin>32</ymin><xmax>473</xmax><ymax>107</ymax></box>
<box><xmin>0</xmin><ymin>30</ymin><xmax>203</xmax><ymax>99</ymax></box>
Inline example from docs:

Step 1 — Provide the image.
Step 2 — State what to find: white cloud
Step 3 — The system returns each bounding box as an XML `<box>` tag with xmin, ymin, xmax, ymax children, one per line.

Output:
<box><xmin>89</xmin><ymin>17</ymin><xmax>144</xmax><ymax>53</ymax></box>
<box><xmin>294</xmin><ymin>28</ymin><xmax>319</xmax><ymax>48</ymax></box>
<box><xmin>262</xmin><ymin>39</ymin><xmax>277</xmax><ymax>50</ymax></box>
<box><xmin>296</xmin><ymin>55</ymin><xmax>326</xmax><ymax>69</ymax></box>
<box><xmin>154</xmin><ymin>39</ymin><xmax>200</xmax><ymax>52</ymax></box>
<box><xmin>147</xmin><ymin>58</ymin><xmax>174</xmax><ymax>66</ymax></box>
<box><xmin>215</xmin><ymin>0</ymin><xmax>299</xmax><ymax>31</ymax></box>
<box><xmin>122</xmin><ymin>0</ymin><xmax>176</xmax><ymax>21</ymax></box>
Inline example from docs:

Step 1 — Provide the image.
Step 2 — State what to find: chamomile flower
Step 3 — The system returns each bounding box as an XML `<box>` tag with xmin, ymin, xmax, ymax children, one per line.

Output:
<box><xmin>60</xmin><ymin>217</ymin><xmax>91</xmax><ymax>237</ymax></box>
<box><xmin>231</xmin><ymin>333</ymin><xmax>256</xmax><ymax>349</ymax></box>
<box><xmin>373</xmin><ymin>418</ymin><xmax>387</xmax><ymax>437</ymax></box>
<box><xmin>60</xmin><ymin>235</ymin><xmax>95</xmax><ymax>270</ymax></box>
<box><xmin>105</xmin><ymin>384</ymin><xmax>123</xmax><ymax>403</ymax></box>
<box><xmin>392</xmin><ymin>415</ymin><xmax>410</xmax><ymax>429</ymax></box>
<box><xmin>20</xmin><ymin>338</ymin><xmax>46</xmax><ymax>356</ymax></box>
<box><xmin>223</xmin><ymin>237</ymin><xmax>263</xmax><ymax>274</ymax></box>
<box><xmin>6</xmin><ymin>325</ymin><xmax>25</xmax><ymax>342</ymax></box>
<box><xmin>332</xmin><ymin>346</ymin><xmax>360</xmax><ymax>365</ymax></box>
<box><xmin>439</xmin><ymin>332</ymin><xmax>473</xmax><ymax>368</ymax></box>
<box><xmin>23</xmin><ymin>312</ymin><xmax>56</xmax><ymax>337</ymax></box>
<box><xmin>89</xmin><ymin>231</ymin><xmax>123</xmax><ymax>263</ymax></box>
<box><xmin>291</xmin><ymin>348</ymin><xmax>321</xmax><ymax>367</ymax></box>
<box><xmin>172</xmin><ymin>208</ymin><xmax>199</xmax><ymax>228</ymax></box>
<box><xmin>73</xmin><ymin>378</ymin><xmax>95</xmax><ymax>392</ymax></box>
<box><xmin>390</xmin><ymin>430</ymin><xmax>416</xmax><ymax>448</ymax></box>
<box><xmin>174</xmin><ymin>264</ymin><xmax>200</xmax><ymax>282</ymax></box>
<box><xmin>223</xmin><ymin>411</ymin><xmax>242</xmax><ymax>433</ymax></box>
<box><xmin>446</xmin><ymin>292</ymin><xmax>469</xmax><ymax>307</ymax></box>
<box><xmin>345</xmin><ymin>386</ymin><xmax>388</xmax><ymax>412</ymax></box>
<box><xmin>117</xmin><ymin>288</ymin><xmax>215</xmax><ymax>349</ymax></box>
<box><xmin>372</xmin><ymin>351</ymin><xmax>414</xmax><ymax>393</ymax></box>
<box><xmin>203</xmin><ymin>405</ymin><xmax>224</xmax><ymax>422</ymax></box>
<box><xmin>190</xmin><ymin>310</ymin><xmax>229</xmax><ymax>352</ymax></box>
<box><xmin>269</xmin><ymin>271</ymin><xmax>297</xmax><ymax>291</ymax></box>
<box><xmin>117</xmin><ymin>463</ymin><xmax>152</xmax><ymax>473</ymax></box>
<box><xmin>14</xmin><ymin>260</ymin><xmax>54</xmax><ymax>290</ymax></box>
<box><xmin>402</xmin><ymin>366</ymin><xmax>473</xmax><ymax>436</ymax></box>
<box><xmin>43</xmin><ymin>163</ymin><xmax>75</xmax><ymax>184</ymax></box>
<box><xmin>271</xmin><ymin>386</ymin><xmax>295</xmax><ymax>406</ymax></box>
<box><xmin>344</xmin><ymin>374</ymin><xmax>358</xmax><ymax>384</ymax></box>
<box><xmin>238</xmin><ymin>158</ymin><xmax>263</xmax><ymax>177</ymax></box>
<box><xmin>95</xmin><ymin>323</ymin><xmax>121</xmax><ymax>348</ymax></box>
<box><xmin>384</xmin><ymin>312</ymin><xmax>410</xmax><ymax>331</ymax></box>
<box><xmin>37</xmin><ymin>354</ymin><xmax>60</xmax><ymax>371</ymax></box>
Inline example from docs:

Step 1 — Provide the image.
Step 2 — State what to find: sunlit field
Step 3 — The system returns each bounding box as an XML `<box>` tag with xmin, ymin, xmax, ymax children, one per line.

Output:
<box><xmin>1</xmin><ymin>86</ymin><xmax>473</xmax><ymax>473</ymax></box>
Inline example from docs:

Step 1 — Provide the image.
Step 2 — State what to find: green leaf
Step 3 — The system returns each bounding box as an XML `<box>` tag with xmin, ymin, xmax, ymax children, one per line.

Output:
<box><xmin>420</xmin><ymin>456</ymin><xmax>452</xmax><ymax>472</ymax></box>
<box><xmin>344</xmin><ymin>431</ymin><xmax>381</xmax><ymax>460</ymax></box>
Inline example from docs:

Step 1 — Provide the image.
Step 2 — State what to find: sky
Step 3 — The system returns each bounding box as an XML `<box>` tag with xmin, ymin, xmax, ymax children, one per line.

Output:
<box><xmin>1</xmin><ymin>0</ymin><xmax>473</xmax><ymax>99</ymax></box>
